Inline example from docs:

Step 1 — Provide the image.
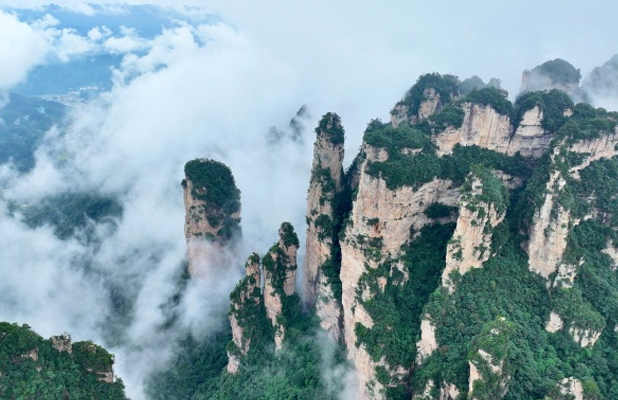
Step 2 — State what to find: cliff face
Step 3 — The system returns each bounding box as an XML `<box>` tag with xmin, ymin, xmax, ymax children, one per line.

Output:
<box><xmin>214</xmin><ymin>69</ymin><xmax>618</xmax><ymax>399</ymax></box>
<box><xmin>467</xmin><ymin>318</ymin><xmax>513</xmax><ymax>400</ymax></box>
<box><xmin>263</xmin><ymin>223</ymin><xmax>299</xmax><ymax>350</ymax></box>
<box><xmin>441</xmin><ymin>172</ymin><xmax>506</xmax><ymax>293</ymax></box>
<box><xmin>304</xmin><ymin>112</ymin><xmax>345</xmax><ymax>340</ymax></box>
<box><xmin>339</xmin><ymin>141</ymin><xmax>458</xmax><ymax>399</ymax></box>
<box><xmin>182</xmin><ymin>159</ymin><xmax>241</xmax><ymax>277</ymax></box>
<box><xmin>227</xmin><ymin>254</ymin><xmax>262</xmax><ymax>374</ymax></box>
<box><xmin>434</xmin><ymin>103</ymin><xmax>511</xmax><ymax>156</ymax></box>
<box><xmin>434</xmin><ymin>103</ymin><xmax>553</xmax><ymax>158</ymax></box>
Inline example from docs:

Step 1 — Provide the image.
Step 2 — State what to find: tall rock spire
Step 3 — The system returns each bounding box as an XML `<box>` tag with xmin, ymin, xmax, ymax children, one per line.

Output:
<box><xmin>303</xmin><ymin>112</ymin><xmax>345</xmax><ymax>340</ymax></box>
<box><xmin>182</xmin><ymin>158</ymin><xmax>241</xmax><ymax>276</ymax></box>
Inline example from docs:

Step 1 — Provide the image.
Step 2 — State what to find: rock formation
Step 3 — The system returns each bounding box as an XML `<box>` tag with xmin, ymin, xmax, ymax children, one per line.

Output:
<box><xmin>213</xmin><ymin>66</ymin><xmax>618</xmax><ymax>399</ymax></box>
<box><xmin>303</xmin><ymin>112</ymin><xmax>345</xmax><ymax>340</ymax></box>
<box><xmin>434</xmin><ymin>102</ymin><xmax>511</xmax><ymax>156</ymax></box>
<box><xmin>182</xmin><ymin>158</ymin><xmax>241</xmax><ymax>276</ymax></box>
<box><xmin>227</xmin><ymin>253</ymin><xmax>262</xmax><ymax>374</ymax></box>
<box><xmin>339</xmin><ymin>138</ymin><xmax>458</xmax><ymax>398</ymax></box>
<box><xmin>442</xmin><ymin>170</ymin><xmax>506</xmax><ymax>293</ymax></box>
<box><xmin>467</xmin><ymin>318</ymin><xmax>513</xmax><ymax>400</ymax></box>
<box><xmin>262</xmin><ymin>222</ymin><xmax>299</xmax><ymax>350</ymax></box>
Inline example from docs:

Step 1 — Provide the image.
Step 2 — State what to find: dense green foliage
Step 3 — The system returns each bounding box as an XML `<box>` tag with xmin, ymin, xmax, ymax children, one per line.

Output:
<box><xmin>184</xmin><ymin>158</ymin><xmax>241</xmax><ymax>239</ymax></box>
<box><xmin>399</xmin><ymin>73</ymin><xmax>460</xmax><ymax>117</ymax></box>
<box><xmin>0</xmin><ymin>322</ymin><xmax>128</xmax><ymax>399</ymax></box>
<box><xmin>365</xmin><ymin>122</ymin><xmax>534</xmax><ymax>190</ymax></box>
<box><xmin>428</xmin><ymin>103</ymin><xmax>465</xmax><ymax>131</ymax></box>
<box><xmin>19</xmin><ymin>192</ymin><xmax>123</xmax><ymax>241</ymax></box>
<box><xmin>355</xmin><ymin>223</ymin><xmax>455</xmax><ymax>376</ymax></box>
<box><xmin>184</xmin><ymin>159</ymin><xmax>241</xmax><ymax>214</ymax></box>
<box><xmin>279</xmin><ymin>222</ymin><xmax>300</xmax><ymax>248</ymax></box>
<box><xmin>316</xmin><ymin>112</ymin><xmax>345</xmax><ymax>145</ymax></box>
<box><xmin>364</xmin><ymin>124</ymin><xmax>432</xmax><ymax>151</ymax></box>
<box><xmin>463</xmin><ymin>87</ymin><xmax>513</xmax><ymax>116</ymax></box>
<box><xmin>0</xmin><ymin>93</ymin><xmax>66</xmax><ymax>173</ymax></box>
<box><xmin>530</xmin><ymin>58</ymin><xmax>581</xmax><ymax>86</ymax></box>
<box><xmin>556</xmin><ymin>103</ymin><xmax>618</xmax><ymax>142</ymax></box>
<box><xmin>512</xmin><ymin>89</ymin><xmax>574</xmax><ymax>132</ymax></box>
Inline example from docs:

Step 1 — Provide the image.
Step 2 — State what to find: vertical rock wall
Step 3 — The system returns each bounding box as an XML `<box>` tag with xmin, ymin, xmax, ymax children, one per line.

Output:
<box><xmin>303</xmin><ymin>113</ymin><xmax>345</xmax><ymax>340</ymax></box>
<box><xmin>263</xmin><ymin>223</ymin><xmax>299</xmax><ymax>350</ymax></box>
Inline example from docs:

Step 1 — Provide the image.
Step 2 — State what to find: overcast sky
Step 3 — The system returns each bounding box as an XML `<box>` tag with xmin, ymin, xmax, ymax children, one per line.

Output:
<box><xmin>0</xmin><ymin>2</ymin><xmax>616</xmax><ymax>399</ymax></box>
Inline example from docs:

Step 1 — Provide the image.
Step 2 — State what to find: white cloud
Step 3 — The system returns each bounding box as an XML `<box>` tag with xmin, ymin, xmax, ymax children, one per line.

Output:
<box><xmin>0</xmin><ymin>11</ymin><xmax>49</xmax><ymax>92</ymax></box>
<box><xmin>1</xmin><ymin>2</ymin><xmax>618</xmax><ymax>398</ymax></box>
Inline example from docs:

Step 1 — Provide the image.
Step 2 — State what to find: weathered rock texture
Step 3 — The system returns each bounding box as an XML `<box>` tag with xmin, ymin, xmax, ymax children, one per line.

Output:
<box><xmin>569</xmin><ymin>326</ymin><xmax>602</xmax><ymax>348</ymax></box>
<box><xmin>304</xmin><ymin>112</ymin><xmax>345</xmax><ymax>340</ymax></box>
<box><xmin>442</xmin><ymin>174</ymin><xmax>506</xmax><ymax>293</ymax></box>
<box><xmin>416</xmin><ymin>317</ymin><xmax>438</xmax><ymax>363</ymax></box>
<box><xmin>227</xmin><ymin>254</ymin><xmax>262</xmax><ymax>374</ymax></box>
<box><xmin>339</xmin><ymin>143</ymin><xmax>458</xmax><ymax>399</ymax></box>
<box><xmin>467</xmin><ymin>318</ymin><xmax>513</xmax><ymax>400</ymax></box>
<box><xmin>182</xmin><ymin>159</ymin><xmax>241</xmax><ymax>277</ymax></box>
<box><xmin>508</xmin><ymin>106</ymin><xmax>554</xmax><ymax>157</ymax></box>
<box><xmin>434</xmin><ymin>103</ymin><xmax>555</xmax><ymax>159</ymax></box>
<box><xmin>263</xmin><ymin>222</ymin><xmax>299</xmax><ymax>350</ymax></box>
<box><xmin>545</xmin><ymin>311</ymin><xmax>564</xmax><ymax>333</ymax></box>
<box><xmin>434</xmin><ymin>103</ymin><xmax>511</xmax><ymax>156</ymax></box>
<box><xmin>51</xmin><ymin>334</ymin><xmax>72</xmax><ymax>354</ymax></box>
<box><xmin>555</xmin><ymin>377</ymin><xmax>584</xmax><ymax>400</ymax></box>
<box><xmin>527</xmin><ymin>159</ymin><xmax>570</xmax><ymax>279</ymax></box>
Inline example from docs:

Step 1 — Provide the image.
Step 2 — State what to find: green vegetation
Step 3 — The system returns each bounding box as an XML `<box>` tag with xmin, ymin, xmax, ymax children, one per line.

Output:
<box><xmin>316</xmin><ymin>112</ymin><xmax>345</xmax><ymax>145</ymax></box>
<box><xmin>19</xmin><ymin>192</ymin><xmax>123</xmax><ymax>241</ymax></box>
<box><xmin>0</xmin><ymin>322</ymin><xmax>128</xmax><ymax>399</ymax></box>
<box><xmin>424</xmin><ymin>203</ymin><xmax>457</xmax><ymax>219</ymax></box>
<box><xmin>366</xmin><ymin>129</ymin><xmax>533</xmax><ymax>191</ymax></box>
<box><xmin>184</xmin><ymin>158</ymin><xmax>241</xmax><ymax>240</ymax></box>
<box><xmin>354</xmin><ymin>223</ymin><xmax>455</xmax><ymax>393</ymax></box>
<box><xmin>458</xmin><ymin>76</ymin><xmax>503</xmax><ymax>96</ymax></box>
<box><xmin>184</xmin><ymin>159</ymin><xmax>241</xmax><ymax>215</ymax></box>
<box><xmin>512</xmin><ymin>89</ymin><xmax>574</xmax><ymax>132</ymax></box>
<box><xmin>0</xmin><ymin>93</ymin><xmax>66</xmax><ymax>173</ymax></box>
<box><xmin>364</xmin><ymin>123</ymin><xmax>433</xmax><ymax>151</ymax></box>
<box><xmin>555</xmin><ymin>103</ymin><xmax>618</xmax><ymax>142</ymax></box>
<box><xmin>463</xmin><ymin>87</ymin><xmax>513</xmax><ymax>116</ymax></box>
<box><xmin>399</xmin><ymin>73</ymin><xmax>460</xmax><ymax>117</ymax></box>
<box><xmin>464</xmin><ymin>164</ymin><xmax>509</xmax><ymax>215</ymax></box>
<box><xmin>530</xmin><ymin>58</ymin><xmax>581</xmax><ymax>86</ymax></box>
<box><xmin>279</xmin><ymin>221</ymin><xmax>300</xmax><ymax>248</ymax></box>
<box><xmin>428</xmin><ymin>103</ymin><xmax>465</xmax><ymax>131</ymax></box>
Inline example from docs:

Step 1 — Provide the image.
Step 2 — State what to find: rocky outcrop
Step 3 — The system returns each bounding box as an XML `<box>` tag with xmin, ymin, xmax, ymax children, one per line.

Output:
<box><xmin>263</xmin><ymin>222</ymin><xmax>299</xmax><ymax>350</ymax></box>
<box><xmin>568</xmin><ymin>131</ymin><xmax>618</xmax><ymax>178</ymax></box>
<box><xmin>527</xmin><ymin>156</ymin><xmax>570</xmax><ymax>279</ymax></box>
<box><xmin>433</xmin><ymin>102</ymin><xmax>554</xmax><ymax>159</ymax></box>
<box><xmin>508</xmin><ymin>106</ymin><xmax>554</xmax><ymax>157</ymax></box>
<box><xmin>51</xmin><ymin>334</ymin><xmax>72</xmax><ymax>354</ymax></box>
<box><xmin>602</xmin><ymin>240</ymin><xmax>618</xmax><ymax>271</ymax></box>
<box><xmin>304</xmin><ymin>112</ymin><xmax>345</xmax><ymax>340</ymax></box>
<box><xmin>442</xmin><ymin>173</ymin><xmax>506</xmax><ymax>293</ymax></box>
<box><xmin>390</xmin><ymin>103</ymin><xmax>409</xmax><ymax>128</ymax></box>
<box><xmin>434</xmin><ymin>103</ymin><xmax>511</xmax><ymax>156</ymax></box>
<box><xmin>413</xmin><ymin>380</ymin><xmax>461</xmax><ymax>400</ymax></box>
<box><xmin>545</xmin><ymin>311</ymin><xmax>564</xmax><ymax>333</ymax></box>
<box><xmin>555</xmin><ymin>377</ymin><xmax>584</xmax><ymax>400</ymax></box>
<box><xmin>339</xmin><ymin>144</ymin><xmax>458</xmax><ymax>399</ymax></box>
<box><xmin>468</xmin><ymin>318</ymin><xmax>513</xmax><ymax>400</ymax></box>
<box><xmin>227</xmin><ymin>254</ymin><xmax>262</xmax><ymax>374</ymax></box>
<box><xmin>417</xmin><ymin>88</ymin><xmax>442</xmax><ymax>121</ymax></box>
<box><xmin>569</xmin><ymin>326</ymin><xmax>602</xmax><ymax>348</ymax></box>
<box><xmin>182</xmin><ymin>159</ymin><xmax>241</xmax><ymax>277</ymax></box>
<box><xmin>416</xmin><ymin>317</ymin><xmax>438</xmax><ymax>363</ymax></box>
